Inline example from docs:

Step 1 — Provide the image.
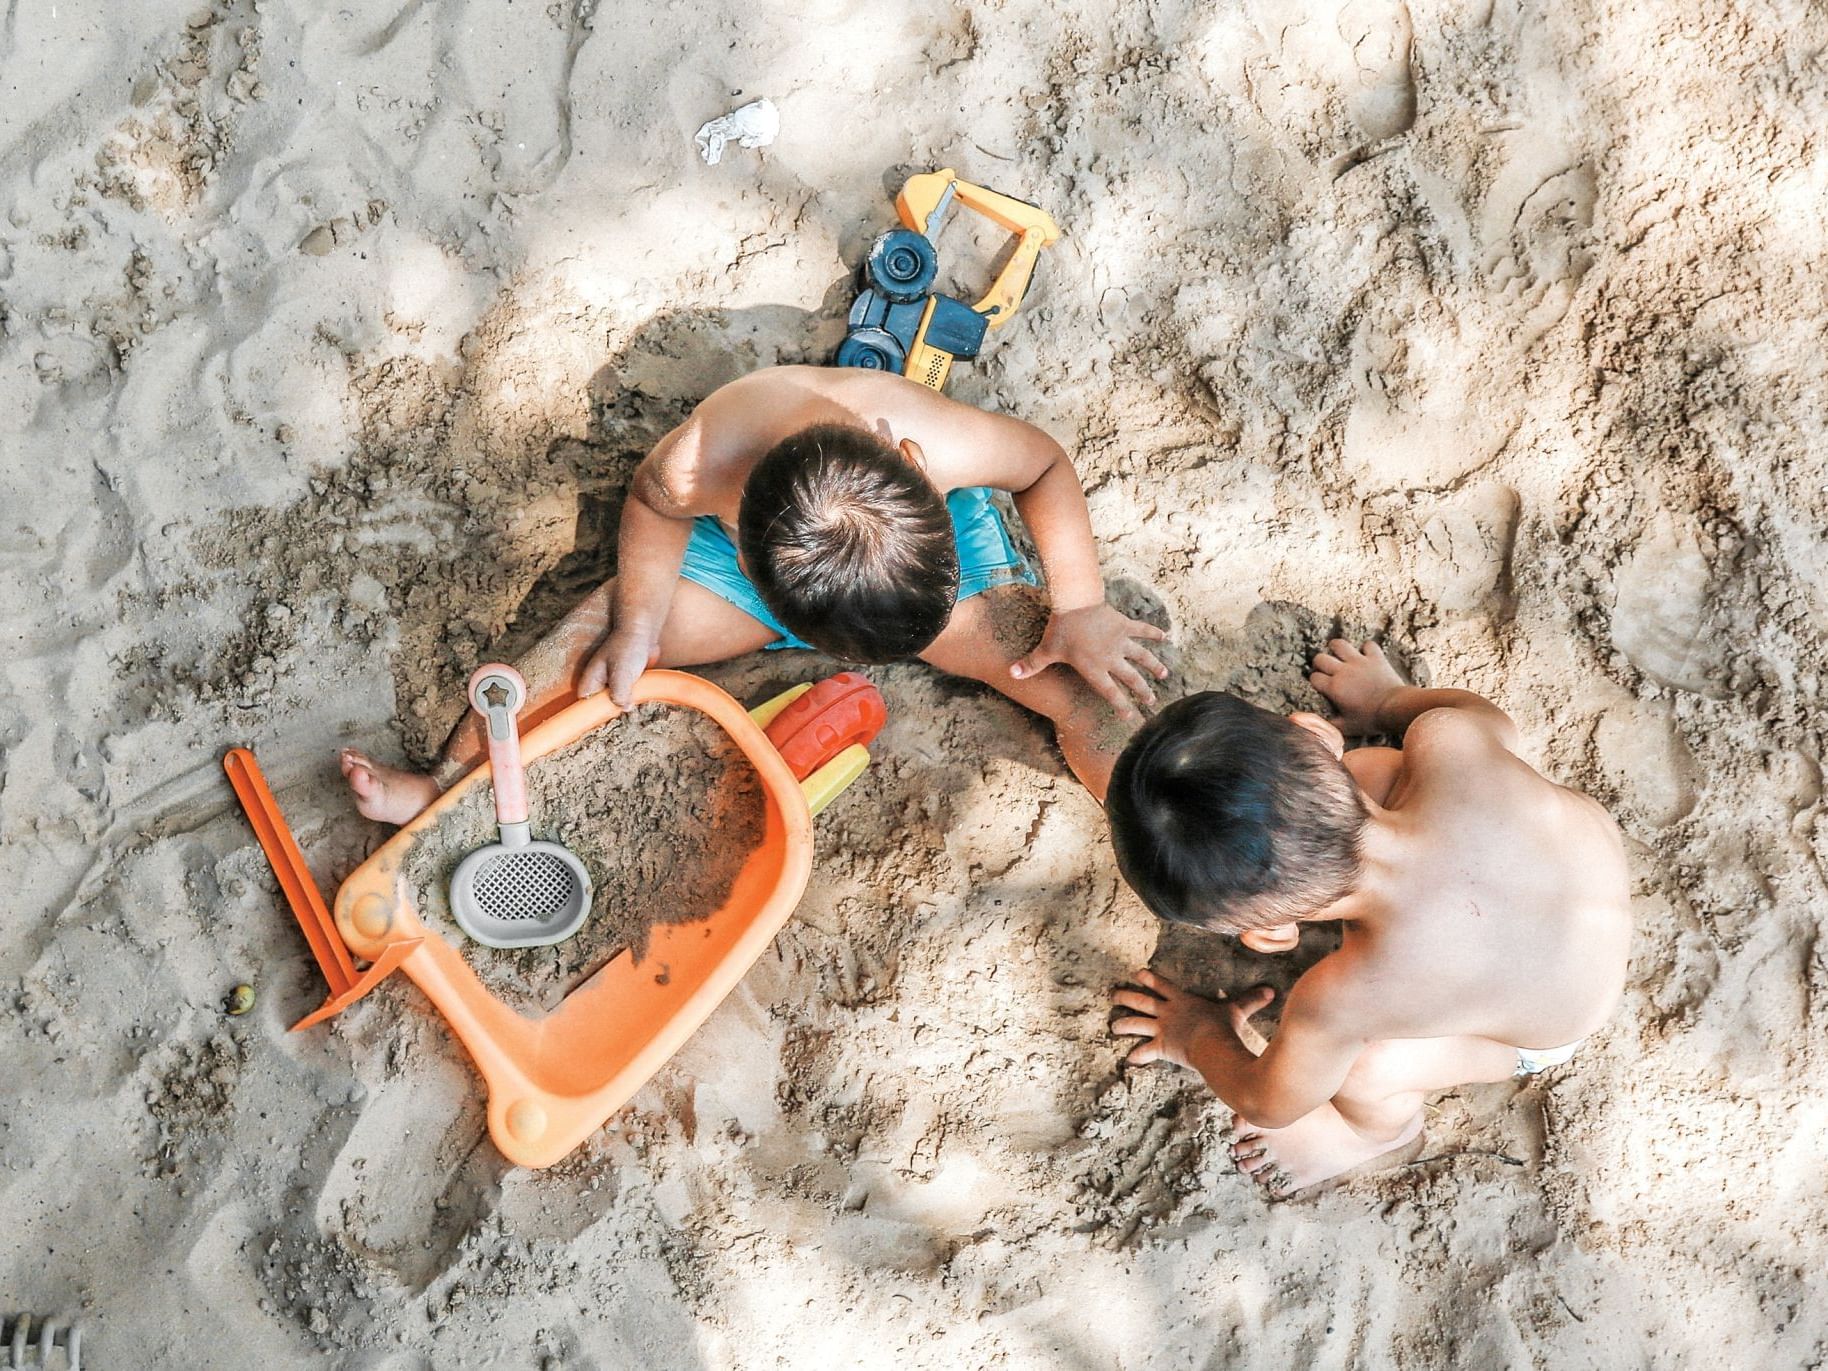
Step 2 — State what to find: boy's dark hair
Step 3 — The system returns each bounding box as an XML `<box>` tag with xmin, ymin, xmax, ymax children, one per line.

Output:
<box><xmin>1105</xmin><ymin>692</ymin><xmax>1367</xmax><ymax>933</ymax></box>
<box><xmin>738</xmin><ymin>423</ymin><xmax>959</xmax><ymax>662</ymax></box>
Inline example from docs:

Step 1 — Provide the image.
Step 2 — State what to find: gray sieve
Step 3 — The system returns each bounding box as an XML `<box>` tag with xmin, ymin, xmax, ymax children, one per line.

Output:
<box><xmin>448</xmin><ymin>664</ymin><xmax>594</xmax><ymax>949</ymax></box>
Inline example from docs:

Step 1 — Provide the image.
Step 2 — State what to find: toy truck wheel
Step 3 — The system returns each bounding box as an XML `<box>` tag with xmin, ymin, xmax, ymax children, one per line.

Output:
<box><xmin>865</xmin><ymin>228</ymin><xmax>939</xmax><ymax>302</ymax></box>
<box><xmin>836</xmin><ymin>327</ymin><xmax>907</xmax><ymax>372</ymax></box>
<box><xmin>763</xmin><ymin>673</ymin><xmax>888</xmax><ymax>781</ymax></box>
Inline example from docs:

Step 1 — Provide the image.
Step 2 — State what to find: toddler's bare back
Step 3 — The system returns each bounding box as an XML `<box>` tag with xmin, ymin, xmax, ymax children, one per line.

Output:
<box><xmin>1332</xmin><ymin>710</ymin><xmax>1631</xmax><ymax>1052</ymax></box>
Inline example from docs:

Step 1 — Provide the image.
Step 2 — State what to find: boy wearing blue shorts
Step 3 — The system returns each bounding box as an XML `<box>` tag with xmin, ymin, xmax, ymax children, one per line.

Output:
<box><xmin>342</xmin><ymin>365</ymin><xmax>1167</xmax><ymax>819</ymax></box>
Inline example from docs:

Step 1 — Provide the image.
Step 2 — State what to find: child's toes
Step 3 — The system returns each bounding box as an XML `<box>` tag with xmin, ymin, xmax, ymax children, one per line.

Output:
<box><xmin>1236</xmin><ymin>1149</ymin><xmax>1277</xmax><ymax>1178</ymax></box>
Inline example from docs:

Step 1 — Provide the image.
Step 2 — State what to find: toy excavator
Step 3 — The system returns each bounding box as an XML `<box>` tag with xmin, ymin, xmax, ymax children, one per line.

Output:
<box><xmin>836</xmin><ymin>168</ymin><xmax>1061</xmax><ymax>392</ymax></box>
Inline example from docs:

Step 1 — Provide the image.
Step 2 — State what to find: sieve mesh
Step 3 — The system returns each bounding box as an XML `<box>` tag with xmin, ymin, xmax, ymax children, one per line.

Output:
<box><xmin>471</xmin><ymin>849</ymin><xmax>578</xmax><ymax>922</ymax></box>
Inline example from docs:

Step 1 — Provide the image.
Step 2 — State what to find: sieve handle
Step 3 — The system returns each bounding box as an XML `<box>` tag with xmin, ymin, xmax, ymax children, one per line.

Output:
<box><xmin>468</xmin><ymin>663</ymin><xmax>529</xmax><ymax>829</ymax></box>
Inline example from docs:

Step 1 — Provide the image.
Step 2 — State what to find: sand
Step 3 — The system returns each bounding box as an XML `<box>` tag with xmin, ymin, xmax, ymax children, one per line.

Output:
<box><xmin>3</xmin><ymin>0</ymin><xmax>1827</xmax><ymax>1367</ymax></box>
<box><xmin>399</xmin><ymin>704</ymin><xmax>765</xmax><ymax>1013</ymax></box>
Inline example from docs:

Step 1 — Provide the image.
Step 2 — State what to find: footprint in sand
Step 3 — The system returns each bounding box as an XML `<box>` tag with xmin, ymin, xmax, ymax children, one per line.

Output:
<box><xmin>1235</xmin><ymin>0</ymin><xmax>1416</xmax><ymax>163</ymax></box>
<box><xmin>1592</xmin><ymin>698</ymin><xmax>1700</xmax><ymax>829</ymax></box>
<box><xmin>1608</xmin><ymin>510</ymin><xmax>1732</xmax><ymax>698</ymax></box>
<box><xmin>311</xmin><ymin>1065</ymin><xmax>501</xmax><ymax>1288</ymax></box>
<box><xmin>1367</xmin><ymin>483</ymin><xmax>1522</xmax><ymax>618</ymax></box>
<box><xmin>1337</xmin><ymin>0</ymin><xmax>1417</xmax><ymax>143</ymax></box>
<box><xmin>1475</xmin><ymin>130</ymin><xmax>1597</xmax><ymax>344</ymax></box>
<box><xmin>412</xmin><ymin>0</ymin><xmax>594</xmax><ymax>193</ymax></box>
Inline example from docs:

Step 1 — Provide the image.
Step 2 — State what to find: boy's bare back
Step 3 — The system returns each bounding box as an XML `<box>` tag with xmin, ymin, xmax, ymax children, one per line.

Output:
<box><xmin>1330</xmin><ymin>706</ymin><xmax>1631</xmax><ymax>1054</ymax></box>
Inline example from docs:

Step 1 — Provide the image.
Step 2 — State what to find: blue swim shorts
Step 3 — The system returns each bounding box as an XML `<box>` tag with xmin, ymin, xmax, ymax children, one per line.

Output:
<box><xmin>679</xmin><ymin>485</ymin><xmax>1037</xmax><ymax>651</ymax></box>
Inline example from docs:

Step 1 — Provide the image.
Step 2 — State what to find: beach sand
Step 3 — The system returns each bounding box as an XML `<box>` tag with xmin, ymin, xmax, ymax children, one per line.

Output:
<box><xmin>3</xmin><ymin>0</ymin><xmax>1825</xmax><ymax>1366</ymax></box>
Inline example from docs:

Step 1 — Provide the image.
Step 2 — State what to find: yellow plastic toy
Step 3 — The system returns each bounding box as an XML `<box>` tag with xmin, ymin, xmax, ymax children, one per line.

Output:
<box><xmin>896</xmin><ymin>169</ymin><xmax>1062</xmax><ymax>331</ymax></box>
<box><xmin>318</xmin><ymin>670</ymin><xmax>882</xmax><ymax>1168</ymax></box>
<box><xmin>836</xmin><ymin>168</ymin><xmax>1062</xmax><ymax>392</ymax></box>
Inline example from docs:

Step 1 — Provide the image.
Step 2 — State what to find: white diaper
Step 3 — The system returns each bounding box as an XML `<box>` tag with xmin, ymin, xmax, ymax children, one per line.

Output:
<box><xmin>1514</xmin><ymin>1038</ymin><xmax>1584</xmax><ymax>1078</ymax></box>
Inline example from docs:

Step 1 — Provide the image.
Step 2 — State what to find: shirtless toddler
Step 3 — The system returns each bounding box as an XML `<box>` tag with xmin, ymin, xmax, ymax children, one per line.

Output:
<box><xmin>1105</xmin><ymin>639</ymin><xmax>1631</xmax><ymax>1197</ymax></box>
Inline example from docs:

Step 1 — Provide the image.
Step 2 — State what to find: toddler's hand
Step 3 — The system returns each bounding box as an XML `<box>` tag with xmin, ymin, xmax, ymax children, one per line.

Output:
<box><xmin>579</xmin><ymin>624</ymin><xmax>659</xmax><ymax>709</ymax></box>
<box><xmin>1010</xmin><ymin>602</ymin><xmax>1169</xmax><ymax>721</ymax></box>
<box><xmin>1111</xmin><ymin>969</ymin><xmax>1275</xmax><ymax>1068</ymax></box>
<box><xmin>1309</xmin><ymin>638</ymin><xmax>1406</xmax><ymax>734</ymax></box>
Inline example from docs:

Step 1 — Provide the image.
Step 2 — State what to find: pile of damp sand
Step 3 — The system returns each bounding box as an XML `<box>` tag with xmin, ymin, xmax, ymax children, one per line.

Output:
<box><xmin>399</xmin><ymin>703</ymin><xmax>766</xmax><ymax>1014</ymax></box>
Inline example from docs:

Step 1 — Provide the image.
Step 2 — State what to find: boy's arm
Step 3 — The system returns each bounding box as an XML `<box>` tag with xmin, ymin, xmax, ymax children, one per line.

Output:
<box><xmin>577</xmin><ymin>421</ymin><xmax>714</xmax><ymax>705</ymax></box>
<box><xmin>1113</xmin><ymin>967</ymin><xmax>1365</xmax><ymax>1130</ymax></box>
<box><xmin>895</xmin><ymin>389</ymin><xmax>1169</xmax><ymax>719</ymax></box>
<box><xmin>1310</xmin><ymin>638</ymin><xmax>1522</xmax><ymax>753</ymax></box>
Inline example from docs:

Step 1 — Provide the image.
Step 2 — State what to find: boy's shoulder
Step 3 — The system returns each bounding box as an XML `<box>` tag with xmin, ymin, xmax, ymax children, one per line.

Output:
<box><xmin>697</xmin><ymin>366</ymin><xmax>926</xmax><ymax>444</ymax></box>
<box><xmin>1400</xmin><ymin>704</ymin><xmax>1500</xmax><ymax>752</ymax></box>
<box><xmin>1393</xmin><ymin>707</ymin><xmax>1526</xmax><ymax>792</ymax></box>
<box><xmin>1373</xmin><ymin>708</ymin><xmax>1551</xmax><ymax>845</ymax></box>
<box><xmin>719</xmin><ymin>363</ymin><xmax>904</xmax><ymax>404</ymax></box>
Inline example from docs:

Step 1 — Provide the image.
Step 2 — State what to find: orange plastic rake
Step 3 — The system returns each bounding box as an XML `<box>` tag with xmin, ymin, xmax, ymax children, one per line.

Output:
<box><xmin>327</xmin><ymin>669</ymin><xmax>881</xmax><ymax>1167</ymax></box>
<box><xmin>223</xmin><ymin>748</ymin><xmax>422</xmax><ymax>1030</ymax></box>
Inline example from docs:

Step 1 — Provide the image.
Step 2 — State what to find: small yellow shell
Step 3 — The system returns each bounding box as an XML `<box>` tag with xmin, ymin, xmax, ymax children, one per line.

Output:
<box><xmin>225</xmin><ymin>983</ymin><xmax>256</xmax><ymax>1016</ymax></box>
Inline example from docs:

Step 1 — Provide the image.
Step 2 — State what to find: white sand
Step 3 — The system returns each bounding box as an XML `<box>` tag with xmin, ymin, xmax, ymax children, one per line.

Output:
<box><xmin>4</xmin><ymin>0</ymin><xmax>1826</xmax><ymax>1367</ymax></box>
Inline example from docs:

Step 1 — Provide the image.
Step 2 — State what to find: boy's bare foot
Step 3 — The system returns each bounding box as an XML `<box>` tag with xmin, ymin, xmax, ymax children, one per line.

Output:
<box><xmin>1309</xmin><ymin>638</ymin><xmax>1406</xmax><ymax>734</ymax></box>
<box><xmin>1228</xmin><ymin>1103</ymin><xmax>1422</xmax><ymax>1199</ymax></box>
<box><xmin>338</xmin><ymin>748</ymin><xmax>440</xmax><ymax>825</ymax></box>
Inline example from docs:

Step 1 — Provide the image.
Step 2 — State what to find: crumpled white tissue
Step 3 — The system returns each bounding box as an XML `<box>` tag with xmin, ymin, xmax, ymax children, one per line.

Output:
<box><xmin>694</xmin><ymin>98</ymin><xmax>780</xmax><ymax>166</ymax></box>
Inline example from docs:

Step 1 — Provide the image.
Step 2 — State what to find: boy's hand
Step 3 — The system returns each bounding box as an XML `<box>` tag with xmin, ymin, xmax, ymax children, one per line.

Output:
<box><xmin>1010</xmin><ymin>603</ymin><xmax>1169</xmax><ymax>721</ymax></box>
<box><xmin>1111</xmin><ymin>969</ymin><xmax>1275</xmax><ymax>1068</ymax></box>
<box><xmin>579</xmin><ymin>623</ymin><xmax>659</xmax><ymax>708</ymax></box>
<box><xmin>1309</xmin><ymin>638</ymin><xmax>1406</xmax><ymax>734</ymax></box>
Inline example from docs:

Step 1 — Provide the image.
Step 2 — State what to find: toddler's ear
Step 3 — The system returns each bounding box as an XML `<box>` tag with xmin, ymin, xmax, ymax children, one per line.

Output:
<box><xmin>898</xmin><ymin>438</ymin><xmax>928</xmax><ymax>471</ymax></box>
<box><xmin>1289</xmin><ymin>710</ymin><xmax>1345</xmax><ymax>759</ymax></box>
<box><xmin>1238</xmin><ymin>924</ymin><xmax>1301</xmax><ymax>954</ymax></box>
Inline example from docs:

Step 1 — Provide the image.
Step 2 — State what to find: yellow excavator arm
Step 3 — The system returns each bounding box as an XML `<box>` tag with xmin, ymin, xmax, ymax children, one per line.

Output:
<box><xmin>895</xmin><ymin>168</ymin><xmax>1062</xmax><ymax>329</ymax></box>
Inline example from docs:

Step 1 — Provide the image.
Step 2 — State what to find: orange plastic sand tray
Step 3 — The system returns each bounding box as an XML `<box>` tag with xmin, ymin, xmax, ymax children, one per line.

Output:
<box><xmin>333</xmin><ymin>671</ymin><xmax>840</xmax><ymax>1168</ymax></box>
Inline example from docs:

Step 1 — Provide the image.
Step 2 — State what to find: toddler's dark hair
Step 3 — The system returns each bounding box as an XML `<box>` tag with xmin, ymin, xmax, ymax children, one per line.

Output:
<box><xmin>738</xmin><ymin>423</ymin><xmax>959</xmax><ymax>662</ymax></box>
<box><xmin>1105</xmin><ymin>692</ymin><xmax>1367</xmax><ymax>933</ymax></box>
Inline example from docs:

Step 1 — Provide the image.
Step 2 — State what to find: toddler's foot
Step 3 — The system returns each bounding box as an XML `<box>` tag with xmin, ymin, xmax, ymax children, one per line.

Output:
<box><xmin>339</xmin><ymin>748</ymin><xmax>440</xmax><ymax>825</ymax></box>
<box><xmin>1228</xmin><ymin>1103</ymin><xmax>1422</xmax><ymax>1199</ymax></box>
